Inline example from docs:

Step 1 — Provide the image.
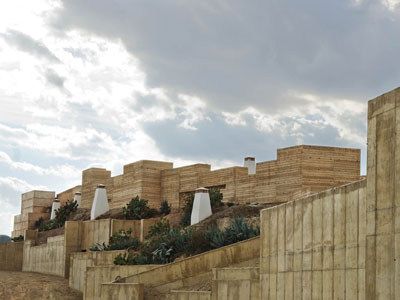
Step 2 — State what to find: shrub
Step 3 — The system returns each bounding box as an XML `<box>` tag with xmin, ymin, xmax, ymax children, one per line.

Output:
<box><xmin>37</xmin><ymin>200</ymin><xmax>78</xmax><ymax>232</ymax></box>
<box><xmin>114</xmin><ymin>252</ymin><xmax>138</xmax><ymax>265</ymax></box>
<box><xmin>114</xmin><ymin>225</ymin><xmax>195</xmax><ymax>266</ymax></box>
<box><xmin>122</xmin><ymin>196</ymin><xmax>150</xmax><ymax>220</ymax></box>
<box><xmin>90</xmin><ymin>228</ymin><xmax>140</xmax><ymax>251</ymax></box>
<box><xmin>180</xmin><ymin>194</ymin><xmax>194</xmax><ymax>226</ymax></box>
<box><xmin>34</xmin><ymin>217</ymin><xmax>44</xmax><ymax>229</ymax></box>
<box><xmin>152</xmin><ymin>242</ymin><xmax>173</xmax><ymax>264</ymax></box>
<box><xmin>209</xmin><ymin>188</ymin><xmax>224</xmax><ymax>208</ymax></box>
<box><xmin>205</xmin><ymin>217</ymin><xmax>260</xmax><ymax>249</ymax></box>
<box><xmin>160</xmin><ymin>200</ymin><xmax>171</xmax><ymax>215</ymax></box>
<box><xmin>227</xmin><ymin>202</ymin><xmax>235</xmax><ymax>207</ymax></box>
<box><xmin>146</xmin><ymin>218</ymin><xmax>171</xmax><ymax>239</ymax></box>
<box><xmin>108</xmin><ymin>228</ymin><xmax>140</xmax><ymax>251</ymax></box>
<box><xmin>89</xmin><ymin>242</ymin><xmax>108</xmax><ymax>251</ymax></box>
<box><xmin>114</xmin><ymin>218</ymin><xmax>259</xmax><ymax>266</ymax></box>
<box><xmin>11</xmin><ymin>235</ymin><xmax>24</xmax><ymax>242</ymax></box>
<box><xmin>204</xmin><ymin>227</ymin><xmax>225</xmax><ymax>249</ymax></box>
<box><xmin>224</xmin><ymin>217</ymin><xmax>260</xmax><ymax>244</ymax></box>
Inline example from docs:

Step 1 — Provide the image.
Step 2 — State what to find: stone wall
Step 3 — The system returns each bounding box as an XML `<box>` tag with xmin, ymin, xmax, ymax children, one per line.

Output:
<box><xmin>0</xmin><ymin>242</ymin><xmax>23</xmax><ymax>271</ymax></box>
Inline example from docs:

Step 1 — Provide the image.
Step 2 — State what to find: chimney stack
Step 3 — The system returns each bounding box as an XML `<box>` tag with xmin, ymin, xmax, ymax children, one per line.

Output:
<box><xmin>74</xmin><ymin>192</ymin><xmax>82</xmax><ymax>207</ymax></box>
<box><xmin>50</xmin><ymin>197</ymin><xmax>60</xmax><ymax>220</ymax></box>
<box><xmin>191</xmin><ymin>188</ymin><xmax>212</xmax><ymax>225</ymax></box>
<box><xmin>90</xmin><ymin>184</ymin><xmax>109</xmax><ymax>220</ymax></box>
<box><xmin>244</xmin><ymin>157</ymin><xmax>256</xmax><ymax>175</ymax></box>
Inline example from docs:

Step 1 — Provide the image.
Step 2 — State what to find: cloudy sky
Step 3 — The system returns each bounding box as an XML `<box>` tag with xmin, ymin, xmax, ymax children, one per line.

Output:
<box><xmin>0</xmin><ymin>0</ymin><xmax>399</xmax><ymax>235</ymax></box>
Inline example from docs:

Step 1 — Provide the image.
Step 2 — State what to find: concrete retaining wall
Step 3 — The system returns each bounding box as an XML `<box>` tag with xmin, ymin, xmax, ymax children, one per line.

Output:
<box><xmin>100</xmin><ymin>283</ymin><xmax>144</xmax><ymax>300</ymax></box>
<box><xmin>119</xmin><ymin>237</ymin><xmax>260</xmax><ymax>294</ymax></box>
<box><xmin>74</xmin><ymin>218</ymin><xmax>160</xmax><ymax>251</ymax></box>
<box><xmin>260</xmin><ymin>179</ymin><xmax>366</xmax><ymax>299</ymax></box>
<box><xmin>0</xmin><ymin>242</ymin><xmax>23</xmax><ymax>271</ymax></box>
<box><xmin>170</xmin><ymin>291</ymin><xmax>212</xmax><ymax>300</ymax></box>
<box><xmin>69</xmin><ymin>250</ymin><xmax>125</xmax><ymax>292</ymax></box>
<box><xmin>23</xmin><ymin>235</ymin><xmax>66</xmax><ymax>277</ymax></box>
<box><xmin>366</xmin><ymin>87</ymin><xmax>400</xmax><ymax>299</ymax></box>
<box><xmin>212</xmin><ymin>267</ymin><xmax>260</xmax><ymax>300</ymax></box>
<box><xmin>85</xmin><ymin>265</ymin><xmax>158</xmax><ymax>300</ymax></box>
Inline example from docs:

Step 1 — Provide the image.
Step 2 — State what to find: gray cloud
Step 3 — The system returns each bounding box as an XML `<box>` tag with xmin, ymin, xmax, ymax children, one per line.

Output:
<box><xmin>45</xmin><ymin>68</ymin><xmax>65</xmax><ymax>88</ymax></box>
<box><xmin>52</xmin><ymin>0</ymin><xmax>400</xmax><ymax>113</ymax></box>
<box><xmin>2</xmin><ymin>29</ymin><xmax>60</xmax><ymax>63</ymax></box>
<box><xmin>143</xmin><ymin>110</ymin><xmax>366</xmax><ymax>165</ymax></box>
<box><xmin>44</xmin><ymin>68</ymin><xmax>71</xmax><ymax>96</ymax></box>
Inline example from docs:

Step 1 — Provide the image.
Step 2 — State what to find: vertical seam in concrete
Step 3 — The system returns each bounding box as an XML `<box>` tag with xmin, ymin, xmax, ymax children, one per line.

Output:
<box><xmin>311</xmin><ymin>197</ymin><xmax>313</xmax><ymax>299</ymax></box>
<box><xmin>332</xmin><ymin>188</ymin><xmax>335</xmax><ymax>300</ymax></box>
<box><xmin>344</xmin><ymin>186</ymin><xmax>347</xmax><ymax>299</ymax></box>
<box><xmin>301</xmin><ymin>199</ymin><xmax>303</xmax><ymax>300</ymax></box>
<box><xmin>292</xmin><ymin>202</ymin><xmax>295</xmax><ymax>300</ymax></box>
<box><xmin>321</xmin><ymin>194</ymin><xmax>324</xmax><ymax>299</ymax></box>
<box><xmin>357</xmin><ymin>184</ymin><xmax>360</xmax><ymax>299</ymax></box>
<box><xmin>393</xmin><ymin>105</ymin><xmax>397</xmax><ymax>299</ymax></box>
<box><xmin>284</xmin><ymin>204</ymin><xmax>286</xmax><ymax>300</ymax></box>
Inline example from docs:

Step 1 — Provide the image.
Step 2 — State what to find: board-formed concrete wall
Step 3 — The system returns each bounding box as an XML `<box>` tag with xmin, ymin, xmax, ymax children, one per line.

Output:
<box><xmin>366</xmin><ymin>86</ymin><xmax>400</xmax><ymax>300</ymax></box>
<box><xmin>259</xmin><ymin>87</ymin><xmax>400</xmax><ymax>300</ymax></box>
<box><xmin>72</xmin><ymin>218</ymin><xmax>160</xmax><ymax>252</ymax></box>
<box><xmin>120</xmin><ymin>237</ymin><xmax>260</xmax><ymax>294</ymax></box>
<box><xmin>260</xmin><ymin>179</ymin><xmax>366</xmax><ymax>299</ymax></box>
<box><xmin>69</xmin><ymin>250</ymin><xmax>125</xmax><ymax>293</ymax></box>
<box><xmin>84</xmin><ymin>265</ymin><xmax>158</xmax><ymax>300</ymax></box>
<box><xmin>170</xmin><ymin>291</ymin><xmax>212</xmax><ymax>300</ymax></box>
<box><xmin>212</xmin><ymin>267</ymin><xmax>260</xmax><ymax>300</ymax></box>
<box><xmin>23</xmin><ymin>235</ymin><xmax>66</xmax><ymax>277</ymax></box>
<box><xmin>0</xmin><ymin>242</ymin><xmax>23</xmax><ymax>271</ymax></box>
<box><xmin>100</xmin><ymin>283</ymin><xmax>144</xmax><ymax>300</ymax></box>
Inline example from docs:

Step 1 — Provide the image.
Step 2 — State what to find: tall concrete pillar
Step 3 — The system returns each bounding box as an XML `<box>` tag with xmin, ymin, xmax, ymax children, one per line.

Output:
<box><xmin>73</xmin><ymin>192</ymin><xmax>82</xmax><ymax>207</ymax></box>
<box><xmin>90</xmin><ymin>184</ymin><xmax>109</xmax><ymax>220</ymax></box>
<box><xmin>366</xmin><ymin>87</ymin><xmax>400</xmax><ymax>300</ymax></box>
<box><xmin>50</xmin><ymin>198</ymin><xmax>60</xmax><ymax>220</ymax></box>
<box><xmin>191</xmin><ymin>188</ymin><xmax>212</xmax><ymax>225</ymax></box>
<box><xmin>244</xmin><ymin>157</ymin><xmax>256</xmax><ymax>175</ymax></box>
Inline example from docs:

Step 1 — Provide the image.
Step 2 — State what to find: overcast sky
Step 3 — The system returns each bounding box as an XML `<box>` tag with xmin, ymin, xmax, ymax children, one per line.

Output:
<box><xmin>0</xmin><ymin>0</ymin><xmax>399</xmax><ymax>235</ymax></box>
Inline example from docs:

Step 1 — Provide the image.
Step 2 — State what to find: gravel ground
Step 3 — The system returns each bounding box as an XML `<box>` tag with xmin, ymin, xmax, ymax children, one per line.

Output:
<box><xmin>0</xmin><ymin>271</ymin><xmax>82</xmax><ymax>300</ymax></box>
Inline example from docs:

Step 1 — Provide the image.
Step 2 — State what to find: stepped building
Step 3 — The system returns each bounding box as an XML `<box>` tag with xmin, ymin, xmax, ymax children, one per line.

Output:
<box><xmin>11</xmin><ymin>145</ymin><xmax>361</xmax><ymax>238</ymax></box>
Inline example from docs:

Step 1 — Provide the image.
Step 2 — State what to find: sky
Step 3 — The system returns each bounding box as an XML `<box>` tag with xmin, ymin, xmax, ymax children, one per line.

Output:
<box><xmin>0</xmin><ymin>0</ymin><xmax>399</xmax><ymax>235</ymax></box>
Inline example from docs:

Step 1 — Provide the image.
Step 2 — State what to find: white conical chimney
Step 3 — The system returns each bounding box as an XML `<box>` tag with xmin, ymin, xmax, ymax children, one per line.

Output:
<box><xmin>50</xmin><ymin>197</ymin><xmax>60</xmax><ymax>220</ymax></box>
<box><xmin>90</xmin><ymin>184</ymin><xmax>109</xmax><ymax>220</ymax></box>
<box><xmin>191</xmin><ymin>188</ymin><xmax>212</xmax><ymax>225</ymax></box>
<box><xmin>244</xmin><ymin>157</ymin><xmax>256</xmax><ymax>175</ymax></box>
<box><xmin>74</xmin><ymin>192</ymin><xmax>82</xmax><ymax>207</ymax></box>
